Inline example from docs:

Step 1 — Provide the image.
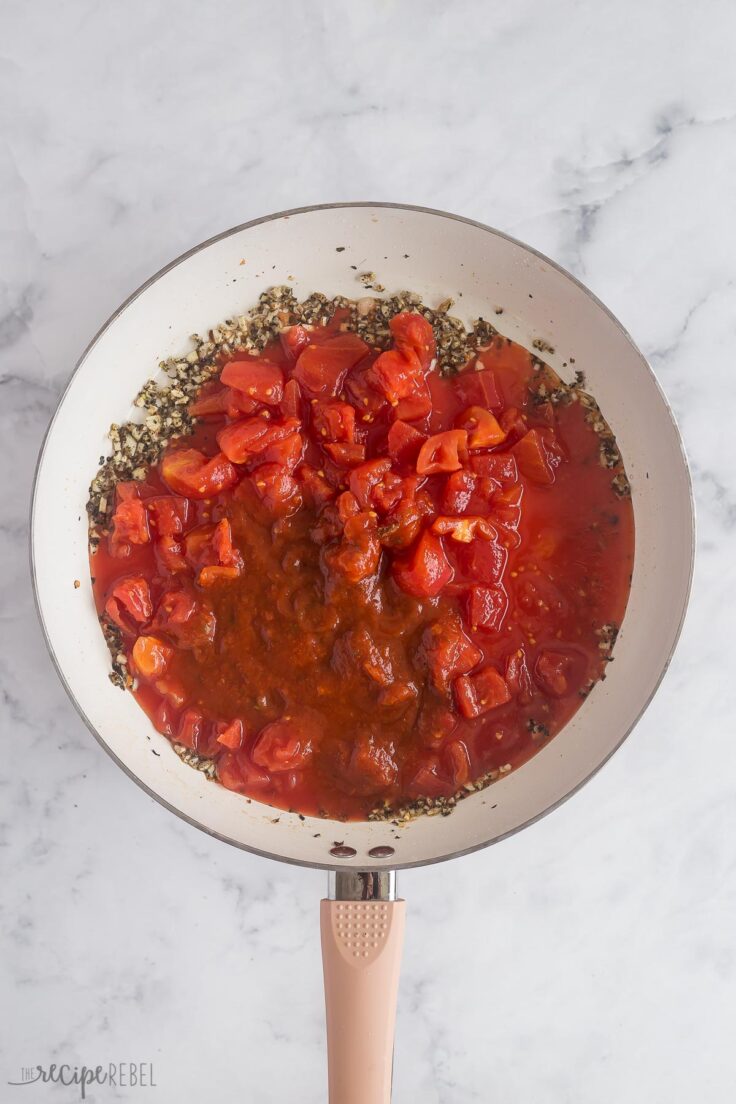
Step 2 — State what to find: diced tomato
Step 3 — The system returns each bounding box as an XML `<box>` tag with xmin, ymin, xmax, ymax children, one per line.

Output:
<box><xmin>280</xmin><ymin>324</ymin><xmax>310</xmax><ymax>364</ymax></box>
<box><xmin>105</xmin><ymin>576</ymin><xmax>153</xmax><ymax>633</ymax></box>
<box><xmin>252</xmin><ymin>718</ymin><xmax>314</xmax><ymax>771</ymax></box>
<box><xmin>250</xmin><ymin>462</ymin><xmax>302</xmax><ymax>516</ymax></box>
<box><xmin>177</xmin><ymin>708</ymin><xmax>204</xmax><ymax>750</ymax></box>
<box><xmin>390</xmin><ymin>312</ymin><xmax>436</xmax><ymax>371</ymax></box>
<box><xmin>323</xmin><ymin>441</ymin><xmax>366</xmax><ymax>467</ymax></box>
<box><xmin>407</xmin><ymin>756</ymin><xmax>452</xmax><ymax>798</ymax></box>
<box><xmin>393</xmin><ymin>530</ymin><xmax>453</xmax><ymax>598</ymax></box>
<box><xmin>217</xmin><ymin>751</ymin><xmax>270</xmax><ymax>792</ymax></box>
<box><xmin>441</xmin><ymin>470</ymin><xmax>477</xmax><ymax>513</ymax></box>
<box><xmin>216</xmin><ymin>416</ymin><xmax>300</xmax><ymax>465</ymax></box>
<box><xmin>131</xmin><ymin>635</ymin><xmax>173</xmax><ymax>679</ymax></box>
<box><xmin>416</xmin><ymin>430</ymin><xmax>468</xmax><ymax>475</ymax></box>
<box><xmin>280</xmin><ymin>378</ymin><xmax>302</xmax><ymax>420</ymax></box>
<box><xmin>505</xmin><ymin>647</ymin><xmax>534</xmax><ymax>704</ymax></box>
<box><xmin>457</xmin><ymin>406</ymin><xmax>506</xmax><ymax>448</ymax></box>
<box><xmin>370</xmin><ymin>471</ymin><xmax>404</xmax><ymax>515</ymax></box>
<box><xmin>432</xmin><ymin>516</ymin><xmax>495</xmax><ymax>543</ymax></box>
<box><xmin>534</xmin><ymin>650</ymin><xmax>572</xmax><ymax>697</ymax></box>
<box><xmin>189</xmin><ymin>383</ymin><xmax>261</xmax><ymax>419</ymax></box>
<box><xmin>292</xmin><ymin>333</ymin><xmax>369</xmax><ymax>396</ymax></box>
<box><xmin>336</xmin><ymin>490</ymin><xmax>360</xmax><ymax>523</ymax></box>
<box><xmin>154</xmin><ymin>536</ymin><xmax>189</xmax><ymax>574</ymax></box>
<box><xmin>387</xmin><ymin>420</ymin><xmax>426</xmax><ymax>466</ymax></box>
<box><xmin>455</xmin><ymin>366</ymin><xmax>502</xmax><ymax>411</ymax></box>
<box><xmin>150</xmin><ymin>587</ymin><xmax>216</xmax><ymax>650</ymax></box>
<box><xmin>110</xmin><ymin>482</ymin><xmax>150</xmax><ymax>554</ymax></box>
<box><xmin>350</xmin><ymin>737</ymin><xmax>399</xmax><ymax>790</ymax></box>
<box><xmin>499</xmin><ymin>406</ymin><xmax>528</xmax><ymax>444</ymax></box>
<box><xmin>216</xmin><ymin>719</ymin><xmax>244</xmax><ymax>750</ymax></box>
<box><xmin>458</xmin><ymin>536</ymin><xmax>507</xmax><ymax>585</ymax></box>
<box><xmin>185</xmin><ymin>519</ymin><xmax>242</xmax><ymax>572</ymax></box>
<box><xmin>444</xmin><ymin>740</ymin><xmax>471</xmax><ymax>787</ymax></box>
<box><xmin>161</xmin><ymin>448</ymin><xmax>239</xmax><ymax>499</ymax></box>
<box><xmin>454</xmin><ymin>666</ymin><xmax>511</xmax><ymax>718</ymax></box>
<box><xmin>197</xmin><ymin>565</ymin><xmax>241</xmax><ymax>587</ymax></box>
<box><xmin>220</xmin><ymin>357</ymin><xmax>284</xmax><ymax>405</ymax></box>
<box><xmin>469</xmin><ymin>453</ymin><xmax>518</xmax><ymax>485</ymax></box>
<box><xmin>419</xmin><ymin>612</ymin><xmax>482</xmax><ymax>692</ymax></box>
<box><xmin>263</xmin><ymin>430</ymin><xmax>304</xmax><ymax>471</ymax></box>
<box><xmin>189</xmin><ymin>383</ymin><xmax>231</xmax><ymax>417</ymax></box>
<box><xmin>298</xmin><ymin>464</ymin><xmax>335</xmax><ymax>507</ymax></box>
<box><xmin>417</xmin><ymin>701</ymin><xmax>458</xmax><ymax>748</ymax></box>
<box><xmin>324</xmin><ymin>512</ymin><xmax>381</xmax><ymax>583</ymax></box>
<box><xmin>395</xmin><ymin>380</ymin><xmax>432</xmax><ymax>421</ymax></box>
<box><xmin>368</xmin><ymin>349</ymin><xmax>422</xmax><ymax>405</ymax></box>
<box><xmin>146</xmin><ymin>495</ymin><xmax>190</xmax><ymax>537</ymax></box>
<box><xmin>377</xmin><ymin>489</ymin><xmax>433</xmax><ymax>550</ymax></box>
<box><xmin>349</xmin><ymin>459</ymin><xmax>393</xmax><ymax>509</ymax></box>
<box><xmin>466</xmin><ymin>585</ymin><xmax>508</xmax><ymax>633</ymax></box>
<box><xmin>153</xmin><ymin>699</ymin><xmax>176</xmax><ymax>737</ymax></box>
<box><xmin>313</xmin><ymin>400</ymin><xmax>356</xmax><ymax>443</ymax></box>
<box><xmin>154</xmin><ymin>676</ymin><xmax>187</xmax><ymax>708</ymax></box>
<box><xmin>512</xmin><ymin>429</ymin><xmax>560</xmax><ymax>485</ymax></box>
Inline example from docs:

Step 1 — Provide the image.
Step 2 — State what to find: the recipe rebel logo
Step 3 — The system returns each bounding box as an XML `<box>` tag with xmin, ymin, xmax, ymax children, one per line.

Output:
<box><xmin>8</xmin><ymin>1062</ymin><xmax>157</xmax><ymax>1099</ymax></box>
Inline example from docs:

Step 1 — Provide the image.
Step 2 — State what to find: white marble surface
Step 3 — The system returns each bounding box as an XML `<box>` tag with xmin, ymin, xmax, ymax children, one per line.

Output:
<box><xmin>2</xmin><ymin>1</ymin><xmax>735</xmax><ymax>1100</ymax></box>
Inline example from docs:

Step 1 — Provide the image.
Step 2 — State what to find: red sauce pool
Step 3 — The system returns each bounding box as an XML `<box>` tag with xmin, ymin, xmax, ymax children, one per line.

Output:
<box><xmin>90</xmin><ymin>310</ymin><xmax>634</xmax><ymax>820</ymax></box>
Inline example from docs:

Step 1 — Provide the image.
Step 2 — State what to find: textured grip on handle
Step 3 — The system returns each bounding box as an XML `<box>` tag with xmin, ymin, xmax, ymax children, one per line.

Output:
<box><xmin>320</xmin><ymin>898</ymin><xmax>406</xmax><ymax>1104</ymax></box>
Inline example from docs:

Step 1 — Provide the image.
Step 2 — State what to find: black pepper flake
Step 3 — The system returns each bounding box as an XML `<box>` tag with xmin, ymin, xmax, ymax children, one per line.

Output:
<box><xmin>335</xmin><ymin>246</ymin><xmax>345</xmax><ymax>252</ymax></box>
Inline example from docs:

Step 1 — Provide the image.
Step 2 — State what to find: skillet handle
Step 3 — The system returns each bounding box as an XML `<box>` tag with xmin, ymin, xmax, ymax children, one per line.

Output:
<box><xmin>320</xmin><ymin>896</ymin><xmax>405</xmax><ymax>1104</ymax></box>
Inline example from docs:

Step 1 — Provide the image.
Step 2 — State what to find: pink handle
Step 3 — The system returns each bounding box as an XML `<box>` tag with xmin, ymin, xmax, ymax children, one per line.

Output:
<box><xmin>320</xmin><ymin>897</ymin><xmax>406</xmax><ymax>1104</ymax></box>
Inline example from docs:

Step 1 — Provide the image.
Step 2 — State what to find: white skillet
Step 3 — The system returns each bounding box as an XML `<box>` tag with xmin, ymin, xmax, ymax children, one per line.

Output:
<box><xmin>31</xmin><ymin>203</ymin><xmax>694</xmax><ymax>1103</ymax></box>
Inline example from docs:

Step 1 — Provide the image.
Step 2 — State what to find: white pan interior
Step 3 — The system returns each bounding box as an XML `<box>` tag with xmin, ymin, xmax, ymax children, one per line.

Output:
<box><xmin>31</xmin><ymin>204</ymin><xmax>694</xmax><ymax>870</ymax></box>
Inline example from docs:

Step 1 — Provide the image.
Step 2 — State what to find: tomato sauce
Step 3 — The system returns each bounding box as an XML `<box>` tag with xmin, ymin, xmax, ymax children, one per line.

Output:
<box><xmin>90</xmin><ymin>310</ymin><xmax>634</xmax><ymax>821</ymax></box>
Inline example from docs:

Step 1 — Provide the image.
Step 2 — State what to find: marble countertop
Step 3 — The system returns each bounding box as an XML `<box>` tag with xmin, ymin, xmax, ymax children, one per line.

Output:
<box><xmin>2</xmin><ymin>1</ymin><xmax>734</xmax><ymax>1100</ymax></box>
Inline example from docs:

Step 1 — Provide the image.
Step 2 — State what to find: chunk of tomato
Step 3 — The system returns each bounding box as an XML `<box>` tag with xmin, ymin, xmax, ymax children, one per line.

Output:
<box><xmin>217</xmin><ymin>751</ymin><xmax>270</xmax><ymax>792</ymax></box>
<box><xmin>146</xmin><ymin>495</ymin><xmax>190</xmax><ymax>537</ymax></box>
<box><xmin>280</xmin><ymin>324</ymin><xmax>310</xmax><ymax>364</ymax></box>
<box><xmin>454</xmin><ymin>666</ymin><xmax>511</xmax><ymax>718</ymax></box>
<box><xmin>456</xmin><ymin>365</ymin><xmax>502</xmax><ymax>411</ymax></box>
<box><xmin>505</xmin><ymin>647</ymin><xmax>534</xmax><ymax>704</ymax></box>
<box><xmin>150</xmin><ymin>587</ymin><xmax>216</xmax><ymax>650</ymax></box>
<box><xmin>292</xmin><ymin>332</ymin><xmax>368</xmax><ymax>396</ymax></box>
<box><xmin>161</xmin><ymin>448</ymin><xmax>239</xmax><ymax>499</ymax></box>
<box><xmin>313</xmin><ymin>400</ymin><xmax>356</xmax><ymax>443</ymax></box>
<box><xmin>216</xmin><ymin>719</ymin><xmax>244</xmax><ymax>750</ymax></box>
<box><xmin>250</xmin><ymin>462</ymin><xmax>302</xmax><ymax>516</ymax></box>
<box><xmin>350</xmin><ymin>737</ymin><xmax>399</xmax><ymax>791</ymax></box>
<box><xmin>441</xmin><ymin>470</ymin><xmax>477</xmax><ymax>513</ymax></box>
<box><xmin>105</xmin><ymin>575</ymin><xmax>153</xmax><ymax>633</ymax></box>
<box><xmin>387</xmin><ymin>420</ymin><xmax>426</xmax><ymax>466</ymax></box>
<box><xmin>348</xmin><ymin>459</ymin><xmax>392</xmax><ymax>510</ymax></box>
<box><xmin>252</xmin><ymin>718</ymin><xmax>314</xmax><ymax>772</ymax></box>
<box><xmin>131</xmin><ymin>635</ymin><xmax>173</xmax><ymax>679</ymax></box>
<box><xmin>458</xmin><ymin>535</ymin><xmax>507</xmax><ymax>585</ymax></box>
<box><xmin>466</xmin><ymin>585</ymin><xmax>508</xmax><ymax>633</ymax></box>
<box><xmin>469</xmin><ymin>453</ymin><xmax>518</xmax><ymax>485</ymax></box>
<box><xmin>444</xmin><ymin>740</ymin><xmax>471</xmax><ymax>787</ymax></box>
<box><xmin>110</xmin><ymin>482</ymin><xmax>150</xmax><ymax>554</ymax></box>
<box><xmin>280</xmin><ymin>378</ymin><xmax>302</xmax><ymax>420</ymax></box>
<box><xmin>534</xmin><ymin>650</ymin><xmax>572</xmax><ymax>697</ymax></box>
<box><xmin>177</xmin><ymin>708</ymin><xmax>204</xmax><ymax>750</ymax></box>
<box><xmin>432</xmin><ymin>515</ymin><xmax>495</xmax><ymax>543</ymax></box>
<box><xmin>154</xmin><ymin>536</ymin><xmax>189</xmax><ymax>575</ymax></box>
<box><xmin>419</xmin><ymin>612</ymin><xmax>482</xmax><ymax>692</ymax></box>
<box><xmin>390</xmin><ymin>312</ymin><xmax>436</xmax><ymax>371</ymax></box>
<box><xmin>512</xmin><ymin>429</ymin><xmax>560</xmax><ymax>485</ymax></box>
<box><xmin>220</xmin><ymin>357</ymin><xmax>284</xmax><ymax>405</ymax></box>
<box><xmin>416</xmin><ymin>430</ymin><xmax>468</xmax><ymax>475</ymax></box>
<box><xmin>368</xmin><ymin>349</ymin><xmax>423</xmax><ymax>405</ymax></box>
<box><xmin>457</xmin><ymin>406</ymin><xmax>506</xmax><ymax>448</ymax></box>
<box><xmin>298</xmin><ymin>464</ymin><xmax>336</xmax><ymax>508</ymax></box>
<box><xmin>395</xmin><ymin>379</ymin><xmax>432</xmax><ymax>422</ymax></box>
<box><xmin>323</xmin><ymin>441</ymin><xmax>366</xmax><ymax>467</ymax></box>
<box><xmin>216</xmin><ymin>416</ymin><xmax>300</xmax><ymax>465</ymax></box>
<box><xmin>392</xmin><ymin>530</ymin><xmax>453</xmax><ymax>598</ymax></box>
